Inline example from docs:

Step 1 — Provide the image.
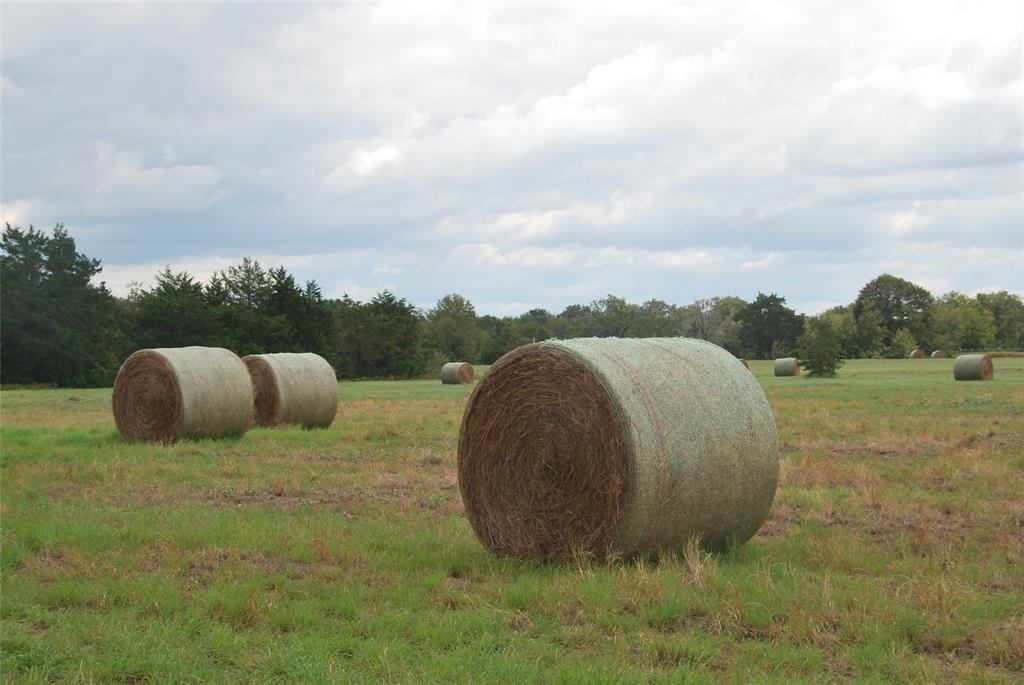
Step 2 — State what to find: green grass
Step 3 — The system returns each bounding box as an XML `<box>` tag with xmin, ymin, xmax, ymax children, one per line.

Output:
<box><xmin>2</xmin><ymin>359</ymin><xmax>1022</xmax><ymax>683</ymax></box>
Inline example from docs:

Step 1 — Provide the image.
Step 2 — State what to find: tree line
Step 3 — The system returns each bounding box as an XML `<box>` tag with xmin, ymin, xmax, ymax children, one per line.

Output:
<box><xmin>2</xmin><ymin>223</ymin><xmax>1022</xmax><ymax>386</ymax></box>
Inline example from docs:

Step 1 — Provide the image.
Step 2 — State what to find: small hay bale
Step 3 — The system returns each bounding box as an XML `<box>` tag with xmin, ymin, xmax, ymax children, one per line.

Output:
<box><xmin>909</xmin><ymin>349</ymin><xmax>927</xmax><ymax>358</ymax></box>
<box><xmin>930</xmin><ymin>350</ymin><xmax>948</xmax><ymax>359</ymax></box>
<box><xmin>243</xmin><ymin>353</ymin><xmax>337</xmax><ymax>428</ymax></box>
<box><xmin>457</xmin><ymin>338</ymin><xmax>779</xmax><ymax>561</ymax></box>
<box><xmin>738</xmin><ymin>358</ymin><xmax>750</xmax><ymax>369</ymax></box>
<box><xmin>953</xmin><ymin>354</ymin><xmax>994</xmax><ymax>381</ymax></box>
<box><xmin>112</xmin><ymin>347</ymin><xmax>253</xmax><ymax>442</ymax></box>
<box><xmin>441</xmin><ymin>362</ymin><xmax>474</xmax><ymax>384</ymax></box>
<box><xmin>774</xmin><ymin>357</ymin><xmax>800</xmax><ymax>376</ymax></box>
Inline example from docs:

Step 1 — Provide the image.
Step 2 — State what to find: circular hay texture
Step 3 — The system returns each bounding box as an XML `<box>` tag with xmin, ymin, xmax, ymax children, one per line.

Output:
<box><xmin>441</xmin><ymin>362</ymin><xmax>474</xmax><ymax>384</ymax></box>
<box><xmin>243</xmin><ymin>353</ymin><xmax>337</xmax><ymax>428</ymax></box>
<box><xmin>954</xmin><ymin>354</ymin><xmax>994</xmax><ymax>381</ymax></box>
<box><xmin>112</xmin><ymin>347</ymin><xmax>253</xmax><ymax>442</ymax></box>
<box><xmin>930</xmin><ymin>350</ymin><xmax>948</xmax><ymax>358</ymax></box>
<box><xmin>774</xmin><ymin>357</ymin><xmax>800</xmax><ymax>376</ymax></box>
<box><xmin>458</xmin><ymin>338</ymin><xmax>780</xmax><ymax>561</ymax></box>
<box><xmin>909</xmin><ymin>349</ymin><xmax>927</xmax><ymax>358</ymax></box>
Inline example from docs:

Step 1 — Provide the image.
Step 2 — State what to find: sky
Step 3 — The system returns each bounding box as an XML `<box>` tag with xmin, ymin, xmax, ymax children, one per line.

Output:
<box><xmin>2</xmin><ymin>1</ymin><xmax>1022</xmax><ymax>315</ymax></box>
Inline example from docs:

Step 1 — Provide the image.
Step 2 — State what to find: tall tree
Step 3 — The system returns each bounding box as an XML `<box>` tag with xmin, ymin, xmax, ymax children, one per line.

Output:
<box><xmin>1</xmin><ymin>223</ymin><xmax>124</xmax><ymax>386</ymax></box>
<box><xmin>929</xmin><ymin>292</ymin><xmax>996</xmax><ymax>352</ymax></box>
<box><xmin>127</xmin><ymin>268</ymin><xmax>224</xmax><ymax>349</ymax></box>
<box><xmin>427</xmin><ymin>293</ymin><xmax>479</xmax><ymax>361</ymax></box>
<box><xmin>853</xmin><ymin>274</ymin><xmax>933</xmax><ymax>346</ymax></box>
<box><xmin>735</xmin><ymin>293</ymin><xmax>803</xmax><ymax>359</ymax></box>
<box><xmin>976</xmin><ymin>291</ymin><xmax>1024</xmax><ymax>349</ymax></box>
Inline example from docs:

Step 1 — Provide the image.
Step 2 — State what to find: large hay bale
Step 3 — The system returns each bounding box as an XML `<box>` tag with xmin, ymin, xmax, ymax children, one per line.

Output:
<box><xmin>243</xmin><ymin>353</ymin><xmax>337</xmax><ymax>428</ymax></box>
<box><xmin>909</xmin><ymin>349</ymin><xmax>927</xmax><ymax>358</ymax></box>
<box><xmin>112</xmin><ymin>347</ymin><xmax>253</xmax><ymax>442</ymax></box>
<box><xmin>930</xmin><ymin>350</ymin><xmax>948</xmax><ymax>359</ymax></box>
<box><xmin>954</xmin><ymin>354</ymin><xmax>994</xmax><ymax>381</ymax></box>
<box><xmin>774</xmin><ymin>357</ymin><xmax>800</xmax><ymax>376</ymax></box>
<box><xmin>441</xmin><ymin>362</ymin><xmax>474</xmax><ymax>384</ymax></box>
<box><xmin>457</xmin><ymin>338</ymin><xmax>779</xmax><ymax>561</ymax></box>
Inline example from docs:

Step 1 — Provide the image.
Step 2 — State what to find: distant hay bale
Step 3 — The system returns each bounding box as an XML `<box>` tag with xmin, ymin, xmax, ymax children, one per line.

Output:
<box><xmin>458</xmin><ymin>338</ymin><xmax>779</xmax><ymax>561</ymax></box>
<box><xmin>243</xmin><ymin>353</ymin><xmax>337</xmax><ymax>428</ymax></box>
<box><xmin>909</xmin><ymin>349</ymin><xmax>927</xmax><ymax>358</ymax></box>
<box><xmin>953</xmin><ymin>354</ymin><xmax>994</xmax><ymax>381</ymax></box>
<box><xmin>774</xmin><ymin>357</ymin><xmax>800</xmax><ymax>376</ymax></box>
<box><xmin>112</xmin><ymin>347</ymin><xmax>253</xmax><ymax>442</ymax></box>
<box><xmin>441</xmin><ymin>362</ymin><xmax>474</xmax><ymax>384</ymax></box>
<box><xmin>738</xmin><ymin>358</ymin><xmax>750</xmax><ymax>369</ymax></box>
<box><xmin>930</xmin><ymin>350</ymin><xmax>948</xmax><ymax>359</ymax></box>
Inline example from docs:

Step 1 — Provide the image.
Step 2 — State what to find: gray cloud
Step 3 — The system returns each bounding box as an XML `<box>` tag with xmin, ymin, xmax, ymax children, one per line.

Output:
<box><xmin>3</xmin><ymin>2</ymin><xmax>1022</xmax><ymax>314</ymax></box>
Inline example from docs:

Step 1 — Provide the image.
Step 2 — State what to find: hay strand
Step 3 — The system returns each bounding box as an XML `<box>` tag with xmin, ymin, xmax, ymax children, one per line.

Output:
<box><xmin>953</xmin><ymin>354</ymin><xmax>994</xmax><ymax>381</ymax></box>
<box><xmin>441</xmin><ymin>362</ymin><xmax>474</xmax><ymax>384</ymax></box>
<box><xmin>243</xmin><ymin>353</ymin><xmax>337</xmax><ymax>428</ymax></box>
<box><xmin>458</xmin><ymin>337</ymin><xmax>779</xmax><ymax>561</ymax></box>
<box><xmin>112</xmin><ymin>347</ymin><xmax>253</xmax><ymax>442</ymax></box>
<box><xmin>774</xmin><ymin>357</ymin><xmax>800</xmax><ymax>376</ymax></box>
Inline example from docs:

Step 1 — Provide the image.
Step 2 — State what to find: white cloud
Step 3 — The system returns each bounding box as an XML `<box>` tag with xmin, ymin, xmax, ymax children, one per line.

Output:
<box><xmin>2</xmin><ymin>1</ymin><xmax>1021</xmax><ymax>315</ymax></box>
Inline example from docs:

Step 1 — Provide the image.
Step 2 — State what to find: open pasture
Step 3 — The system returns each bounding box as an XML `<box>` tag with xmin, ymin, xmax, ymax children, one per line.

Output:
<box><xmin>2</xmin><ymin>359</ymin><xmax>1022</xmax><ymax>683</ymax></box>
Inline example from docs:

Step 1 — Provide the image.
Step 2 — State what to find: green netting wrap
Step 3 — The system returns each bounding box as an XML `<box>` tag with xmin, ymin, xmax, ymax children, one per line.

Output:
<box><xmin>954</xmin><ymin>354</ymin><xmax>994</xmax><ymax>381</ymax></box>
<box><xmin>441</xmin><ymin>362</ymin><xmax>474</xmax><ymax>384</ymax></box>
<box><xmin>112</xmin><ymin>346</ymin><xmax>253</xmax><ymax>442</ymax></box>
<box><xmin>458</xmin><ymin>337</ymin><xmax>779</xmax><ymax>561</ymax></box>
<box><xmin>244</xmin><ymin>353</ymin><xmax>338</xmax><ymax>428</ymax></box>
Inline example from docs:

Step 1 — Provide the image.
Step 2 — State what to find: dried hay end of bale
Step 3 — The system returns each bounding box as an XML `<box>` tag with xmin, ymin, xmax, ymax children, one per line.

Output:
<box><xmin>112</xmin><ymin>346</ymin><xmax>253</xmax><ymax>442</ymax></box>
<box><xmin>953</xmin><ymin>354</ymin><xmax>994</xmax><ymax>381</ymax></box>
<box><xmin>930</xmin><ymin>350</ymin><xmax>948</xmax><ymax>358</ymax></box>
<box><xmin>457</xmin><ymin>337</ymin><xmax>780</xmax><ymax>562</ymax></box>
<box><xmin>774</xmin><ymin>357</ymin><xmax>800</xmax><ymax>376</ymax></box>
<box><xmin>441</xmin><ymin>362</ymin><xmax>474</xmax><ymax>384</ymax></box>
<box><xmin>909</xmin><ymin>349</ymin><xmax>927</xmax><ymax>358</ymax></box>
<box><xmin>243</xmin><ymin>352</ymin><xmax>337</xmax><ymax>428</ymax></box>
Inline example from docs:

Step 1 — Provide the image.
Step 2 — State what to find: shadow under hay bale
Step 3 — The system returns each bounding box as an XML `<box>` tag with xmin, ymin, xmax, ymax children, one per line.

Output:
<box><xmin>954</xmin><ymin>354</ymin><xmax>994</xmax><ymax>381</ymax></box>
<box><xmin>441</xmin><ymin>362</ymin><xmax>474</xmax><ymax>384</ymax></box>
<box><xmin>112</xmin><ymin>347</ymin><xmax>253</xmax><ymax>442</ymax></box>
<box><xmin>243</xmin><ymin>353</ymin><xmax>337</xmax><ymax>428</ymax></box>
<box><xmin>909</xmin><ymin>349</ymin><xmax>927</xmax><ymax>358</ymax></box>
<box><xmin>457</xmin><ymin>337</ymin><xmax>779</xmax><ymax>561</ymax></box>
<box><xmin>774</xmin><ymin>357</ymin><xmax>800</xmax><ymax>376</ymax></box>
<box><xmin>930</xmin><ymin>350</ymin><xmax>948</xmax><ymax>358</ymax></box>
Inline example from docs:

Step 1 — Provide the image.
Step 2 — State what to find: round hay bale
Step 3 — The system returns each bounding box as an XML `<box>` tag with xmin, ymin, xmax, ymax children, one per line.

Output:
<box><xmin>112</xmin><ymin>347</ymin><xmax>253</xmax><ymax>442</ymax></box>
<box><xmin>930</xmin><ymin>350</ymin><xmax>948</xmax><ymax>359</ymax></box>
<box><xmin>953</xmin><ymin>354</ymin><xmax>994</xmax><ymax>381</ymax></box>
<box><xmin>909</xmin><ymin>349</ymin><xmax>927</xmax><ymax>358</ymax></box>
<box><xmin>243</xmin><ymin>353</ymin><xmax>337</xmax><ymax>428</ymax></box>
<box><xmin>738</xmin><ymin>358</ymin><xmax>750</xmax><ymax>369</ymax></box>
<box><xmin>441</xmin><ymin>362</ymin><xmax>474</xmax><ymax>384</ymax></box>
<box><xmin>457</xmin><ymin>338</ymin><xmax>779</xmax><ymax>561</ymax></box>
<box><xmin>774</xmin><ymin>357</ymin><xmax>800</xmax><ymax>376</ymax></box>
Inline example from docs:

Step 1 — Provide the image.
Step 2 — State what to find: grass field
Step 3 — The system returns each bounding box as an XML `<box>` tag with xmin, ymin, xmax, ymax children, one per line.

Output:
<box><xmin>2</xmin><ymin>358</ymin><xmax>1022</xmax><ymax>684</ymax></box>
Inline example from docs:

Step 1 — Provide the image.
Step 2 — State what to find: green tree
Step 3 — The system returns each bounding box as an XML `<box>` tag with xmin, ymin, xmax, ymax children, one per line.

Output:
<box><xmin>427</xmin><ymin>293</ymin><xmax>479</xmax><ymax>361</ymax></box>
<box><xmin>686</xmin><ymin>296</ymin><xmax>746</xmax><ymax>351</ymax></box>
<box><xmin>329</xmin><ymin>291</ymin><xmax>424</xmax><ymax>378</ymax></box>
<box><xmin>886</xmin><ymin>329</ymin><xmax>918</xmax><ymax>358</ymax></box>
<box><xmin>797</xmin><ymin>317</ymin><xmax>845</xmax><ymax>377</ymax></box>
<box><xmin>589</xmin><ymin>295</ymin><xmax>638</xmax><ymax>337</ymax></box>
<box><xmin>635</xmin><ymin>299</ymin><xmax>678</xmax><ymax>337</ymax></box>
<box><xmin>127</xmin><ymin>268</ymin><xmax>224</xmax><ymax>349</ymax></box>
<box><xmin>929</xmin><ymin>292</ymin><xmax>996</xmax><ymax>352</ymax></box>
<box><xmin>976</xmin><ymin>291</ymin><xmax>1024</xmax><ymax>349</ymax></box>
<box><xmin>853</xmin><ymin>274</ymin><xmax>933</xmax><ymax>346</ymax></box>
<box><xmin>735</xmin><ymin>293</ymin><xmax>804</xmax><ymax>359</ymax></box>
<box><xmin>1</xmin><ymin>223</ymin><xmax>125</xmax><ymax>386</ymax></box>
